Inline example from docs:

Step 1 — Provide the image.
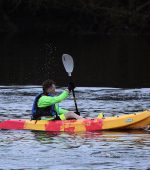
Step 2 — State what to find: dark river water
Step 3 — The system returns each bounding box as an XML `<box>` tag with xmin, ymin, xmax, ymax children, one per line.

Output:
<box><xmin>0</xmin><ymin>86</ymin><xmax>150</xmax><ymax>170</ymax></box>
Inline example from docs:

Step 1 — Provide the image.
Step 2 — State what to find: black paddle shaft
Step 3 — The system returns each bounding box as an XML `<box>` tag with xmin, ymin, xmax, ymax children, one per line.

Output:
<box><xmin>68</xmin><ymin>77</ymin><xmax>80</xmax><ymax>115</ymax></box>
<box><xmin>72</xmin><ymin>89</ymin><xmax>80</xmax><ymax>115</ymax></box>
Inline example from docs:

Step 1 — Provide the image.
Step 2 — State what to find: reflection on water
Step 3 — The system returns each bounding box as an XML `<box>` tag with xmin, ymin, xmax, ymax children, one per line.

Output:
<box><xmin>0</xmin><ymin>86</ymin><xmax>150</xmax><ymax>169</ymax></box>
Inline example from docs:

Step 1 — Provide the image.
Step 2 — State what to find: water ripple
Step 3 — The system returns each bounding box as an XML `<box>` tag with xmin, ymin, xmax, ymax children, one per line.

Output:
<box><xmin>0</xmin><ymin>86</ymin><xmax>150</xmax><ymax>170</ymax></box>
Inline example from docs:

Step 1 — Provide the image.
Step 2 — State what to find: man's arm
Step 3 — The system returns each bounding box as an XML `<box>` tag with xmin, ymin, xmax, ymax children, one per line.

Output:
<box><xmin>38</xmin><ymin>90</ymin><xmax>69</xmax><ymax>107</ymax></box>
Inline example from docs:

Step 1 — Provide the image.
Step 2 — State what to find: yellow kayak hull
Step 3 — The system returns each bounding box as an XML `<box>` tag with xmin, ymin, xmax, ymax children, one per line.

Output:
<box><xmin>102</xmin><ymin>110</ymin><xmax>150</xmax><ymax>130</ymax></box>
<box><xmin>0</xmin><ymin>110</ymin><xmax>150</xmax><ymax>132</ymax></box>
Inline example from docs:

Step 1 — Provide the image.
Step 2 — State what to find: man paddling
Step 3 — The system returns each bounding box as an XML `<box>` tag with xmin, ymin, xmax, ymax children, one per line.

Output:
<box><xmin>31</xmin><ymin>79</ymin><xmax>83</xmax><ymax>120</ymax></box>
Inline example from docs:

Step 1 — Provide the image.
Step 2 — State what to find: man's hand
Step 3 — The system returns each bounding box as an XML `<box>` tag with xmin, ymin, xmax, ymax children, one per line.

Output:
<box><xmin>68</xmin><ymin>82</ymin><xmax>75</xmax><ymax>92</ymax></box>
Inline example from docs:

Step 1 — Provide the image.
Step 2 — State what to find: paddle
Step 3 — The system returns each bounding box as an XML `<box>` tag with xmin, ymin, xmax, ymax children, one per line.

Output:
<box><xmin>62</xmin><ymin>54</ymin><xmax>80</xmax><ymax>115</ymax></box>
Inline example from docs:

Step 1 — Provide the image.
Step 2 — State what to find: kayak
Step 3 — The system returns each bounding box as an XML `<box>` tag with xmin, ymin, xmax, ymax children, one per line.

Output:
<box><xmin>0</xmin><ymin>110</ymin><xmax>150</xmax><ymax>132</ymax></box>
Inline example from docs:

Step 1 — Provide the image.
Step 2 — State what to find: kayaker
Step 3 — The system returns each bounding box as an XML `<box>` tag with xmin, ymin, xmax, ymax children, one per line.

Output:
<box><xmin>31</xmin><ymin>79</ymin><xmax>83</xmax><ymax>120</ymax></box>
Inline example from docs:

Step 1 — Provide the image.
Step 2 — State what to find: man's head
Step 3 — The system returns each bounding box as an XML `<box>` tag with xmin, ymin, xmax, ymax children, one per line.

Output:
<box><xmin>42</xmin><ymin>79</ymin><xmax>56</xmax><ymax>94</ymax></box>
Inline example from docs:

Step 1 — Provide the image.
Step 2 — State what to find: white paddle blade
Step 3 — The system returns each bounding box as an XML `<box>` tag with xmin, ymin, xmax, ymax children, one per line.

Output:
<box><xmin>62</xmin><ymin>54</ymin><xmax>74</xmax><ymax>76</ymax></box>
